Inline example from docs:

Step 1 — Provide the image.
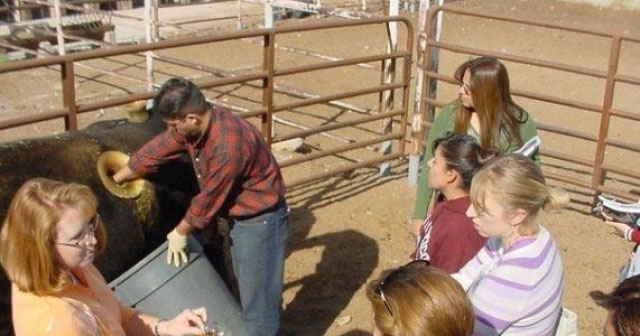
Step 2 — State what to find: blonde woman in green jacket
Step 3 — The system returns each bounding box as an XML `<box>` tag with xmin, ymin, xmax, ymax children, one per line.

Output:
<box><xmin>411</xmin><ymin>57</ymin><xmax>540</xmax><ymax>235</ymax></box>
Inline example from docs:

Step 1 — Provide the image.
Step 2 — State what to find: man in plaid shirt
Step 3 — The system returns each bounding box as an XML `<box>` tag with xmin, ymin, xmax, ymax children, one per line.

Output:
<box><xmin>113</xmin><ymin>77</ymin><xmax>289</xmax><ymax>336</ymax></box>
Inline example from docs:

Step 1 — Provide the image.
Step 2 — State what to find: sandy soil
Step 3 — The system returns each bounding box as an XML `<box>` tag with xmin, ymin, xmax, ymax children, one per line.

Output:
<box><xmin>275</xmin><ymin>1</ymin><xmax>640</xmax><ymax>335</ymax></box>
<box><xmin>1</xmin><ymin>0</ymin><xmax>639</xmax><ymax>335</ymax></box>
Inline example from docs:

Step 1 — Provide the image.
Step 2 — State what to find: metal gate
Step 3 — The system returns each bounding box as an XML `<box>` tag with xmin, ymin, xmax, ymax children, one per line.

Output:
<box><xmin>414</xmin><ymin>4</ymin><xmax>640</xmax><ymax>202</ymax></box>
<box><xmin>0</xmin><ymin>16</ymin><xmax>413</xmax><ymax>188</ymax></box>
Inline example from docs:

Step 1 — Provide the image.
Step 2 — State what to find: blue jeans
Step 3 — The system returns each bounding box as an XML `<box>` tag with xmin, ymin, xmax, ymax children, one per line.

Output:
<box><xmin>229</xmin><ymin>202</ymin><xmax>289</xmax><ymax>336</ymax></box>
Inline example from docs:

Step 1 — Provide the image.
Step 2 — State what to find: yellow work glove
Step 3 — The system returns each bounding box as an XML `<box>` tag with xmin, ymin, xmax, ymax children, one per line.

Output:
<box><xmin>166</xmin><ymin>228</ymin><xmax>188</xmax><ymax>267</ymax></box>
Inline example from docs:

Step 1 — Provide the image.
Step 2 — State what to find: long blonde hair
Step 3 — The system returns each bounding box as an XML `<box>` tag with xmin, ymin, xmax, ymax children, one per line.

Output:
<box><xmin>366</xmin><ymin>262</ymin><xmax>473</xmax><ymax>336</ymax></box>
<box><xmin>0</xmin><ymin>178</ymin><xmax>107</xmax><ymax>295</ymax></box>
<box><xmin>470</xmin><ymin>154</ymin><xmax>569</xmax><ymax>235</ymax></box>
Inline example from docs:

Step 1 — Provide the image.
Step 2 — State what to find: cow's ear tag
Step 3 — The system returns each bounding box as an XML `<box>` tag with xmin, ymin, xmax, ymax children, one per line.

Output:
<box><xmin>125</xmin><ymin>101</ymin><xmax>150</xmax><ymax>123</ymax></box>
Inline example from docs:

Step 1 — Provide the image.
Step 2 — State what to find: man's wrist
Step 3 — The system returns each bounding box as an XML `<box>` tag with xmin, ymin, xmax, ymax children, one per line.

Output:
<box><xmin>113</xmin><ymin>166</ymin><xmax>132</xmax><ymax>184</ymax></box>
<box><xmin>175</xmin><ymin>220</ymin><xmax>194</xmax><ymax>236</ymax></box>
<box><xmin>112</xmin><ymin>170</ymin><xmax>124</xmax><ymax>184</ymax></box>
<box><xmin>153</xmin><ymin>318</ymin><xmax>167</xmax><ymax>336</ymax></box>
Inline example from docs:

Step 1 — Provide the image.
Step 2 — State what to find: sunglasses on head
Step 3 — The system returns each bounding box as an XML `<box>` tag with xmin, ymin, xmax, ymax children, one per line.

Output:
<box><xmin>376</xmin><ymin>259</ymin><xmax>430</xmax><ymax>317</ymax></box>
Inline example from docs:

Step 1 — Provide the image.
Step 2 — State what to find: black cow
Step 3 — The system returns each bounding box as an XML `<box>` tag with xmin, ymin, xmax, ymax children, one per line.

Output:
<box><xmin>0</xmin><ymin>111</ymin><xmax>236</xmax><ymax>336</ymax></box>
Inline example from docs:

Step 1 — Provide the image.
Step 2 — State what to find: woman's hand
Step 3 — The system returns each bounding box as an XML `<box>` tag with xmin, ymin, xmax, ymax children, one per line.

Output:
<box><xmin>157</xmin><ymin>307</ymin><xmax>207</xmax><ymax>336</ymax></box>
<box><xmin>410</xmin><ymin>218</ymin><xmax>424</xmax><ymax>237</ymax></box>
<box><xmin>604</xmin><ymin>220</ymin><xmax>631</xmax><ymax>239</ymax></box>
<box><xmin>600</xmin><ymin>210</ymin><xmax>633</xmax><ymax>240</ymax></box>
<box><xmin>600</xmin><ymin>210</ymin><xmax>614</xmax><ymax>222</ymax></box>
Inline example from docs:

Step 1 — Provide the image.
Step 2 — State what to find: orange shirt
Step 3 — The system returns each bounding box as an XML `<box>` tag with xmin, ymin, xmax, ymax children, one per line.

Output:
<box><xmin>12</xmin><ymin>264</ymin><xmax>136</xmax><ymax>336</ymax></box>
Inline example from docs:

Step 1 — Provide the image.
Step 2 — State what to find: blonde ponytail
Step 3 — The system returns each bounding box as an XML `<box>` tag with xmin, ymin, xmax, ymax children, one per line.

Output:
<box><xmin>543</xmin><ymin>187</ymin><xmax>570</xmax><ymax>212</ymax></box>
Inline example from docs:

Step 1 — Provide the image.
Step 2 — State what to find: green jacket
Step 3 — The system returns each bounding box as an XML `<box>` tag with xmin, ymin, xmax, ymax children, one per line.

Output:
<box><xmin>412</xmin><ymin>102</ymin><xmax>540</xmax><ymax>220</ymax></box>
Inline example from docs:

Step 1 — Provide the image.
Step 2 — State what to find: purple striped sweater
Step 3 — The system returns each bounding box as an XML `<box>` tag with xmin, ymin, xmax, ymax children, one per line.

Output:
<box><xmin>453</xmin><ymin>226</ymin><xmax>564</xmax><ymax>335</ymax></box>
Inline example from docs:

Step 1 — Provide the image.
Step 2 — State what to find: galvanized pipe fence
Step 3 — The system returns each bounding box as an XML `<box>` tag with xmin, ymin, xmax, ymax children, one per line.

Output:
<box><xmin>415</xmin><ymin>4</ymin><xmax>640</xmax><ymax>202</ymax></box>
<box><xmin>0</xmin><ymin>16</ymin><xmax>413</xmax><ymax>188</ymax></box>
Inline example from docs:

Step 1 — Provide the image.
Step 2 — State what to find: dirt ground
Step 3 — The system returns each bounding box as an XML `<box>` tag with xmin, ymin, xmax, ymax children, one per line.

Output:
<box><xmin>1</xmin><ymin>0</ymin><xmax>639</xmax><ymax>335</ymax></box>
<box><xmin>276</xmin><ymin>1</ymin><xmax>640</xmax><ymax>335</ymax></box>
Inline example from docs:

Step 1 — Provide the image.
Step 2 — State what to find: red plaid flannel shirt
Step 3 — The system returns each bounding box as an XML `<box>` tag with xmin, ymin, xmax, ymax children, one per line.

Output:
<box><xmin>128</xmin><ymin>105</ymin><xmax>285</xmax><ymax>229</ymax></box>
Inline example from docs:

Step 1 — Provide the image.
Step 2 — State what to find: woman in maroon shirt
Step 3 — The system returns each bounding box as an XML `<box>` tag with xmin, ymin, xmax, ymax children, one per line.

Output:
<box><xmin>414</xmin><ymin>133</ymin><xmax>494</xmax><ymax>273</ymax></box>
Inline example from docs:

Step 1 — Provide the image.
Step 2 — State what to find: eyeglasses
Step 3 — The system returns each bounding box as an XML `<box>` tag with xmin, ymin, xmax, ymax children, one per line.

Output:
<box><xmin>376</xmin><ymin>259</ymin><xmax>429</xmax><ymax>317</ymax></box>
<box><xmin>55</xmin><ymin>214</ymin><xmax>100</xmax><ymax>248</ymax></box>
<box><xmin>460</xmin><ymin>82</ymin><xmax>472</xmax><ymax>96</ymax></box>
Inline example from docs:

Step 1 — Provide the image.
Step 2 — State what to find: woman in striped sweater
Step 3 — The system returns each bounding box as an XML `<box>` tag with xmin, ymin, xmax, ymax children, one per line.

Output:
<box><xmin>453</xmin><ymin>154</ymin><xmax>569</xmax><ymax>335</ymax></box>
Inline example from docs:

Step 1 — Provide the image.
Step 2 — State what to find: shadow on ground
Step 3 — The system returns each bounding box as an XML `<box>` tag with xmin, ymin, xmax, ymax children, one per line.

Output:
<box><xmin>279</xmin><ymin>168</ymin><xmax>406</xmax><ymax>335</ymax></box>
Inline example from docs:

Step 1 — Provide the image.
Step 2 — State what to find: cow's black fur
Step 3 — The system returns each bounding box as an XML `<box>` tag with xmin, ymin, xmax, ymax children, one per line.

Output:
<box><xmin>0</xmin><ymin>112</ymin><xmax>238</xmax><ymax>336</ymax></box>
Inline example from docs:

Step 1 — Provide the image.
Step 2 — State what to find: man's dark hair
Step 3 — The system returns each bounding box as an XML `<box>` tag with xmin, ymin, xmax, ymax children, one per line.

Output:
<box><xmin>153</xmin><ymin>77</ymin><xmax>208</xmax><ymax>119</ymax></box>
